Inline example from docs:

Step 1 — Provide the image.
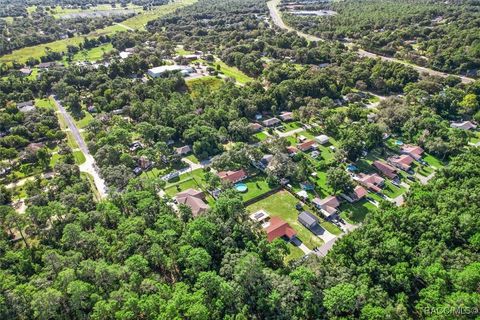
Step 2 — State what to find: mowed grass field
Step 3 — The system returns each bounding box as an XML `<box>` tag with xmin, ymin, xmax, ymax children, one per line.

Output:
<box><xmin>0</xmin><ymin>0</ymin><xmax>198</xmax><ymax>64</ymax></box>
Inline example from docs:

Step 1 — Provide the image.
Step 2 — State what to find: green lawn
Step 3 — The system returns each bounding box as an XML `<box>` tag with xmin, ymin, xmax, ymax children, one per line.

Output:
<box><xmin>184</xmin><ymin>154</ymin><xmax>199</xmax><ymax>164</ymax></box>
<box><xmin>280</xmin><ymin>121</ymin><xmax>301</xmax><ymax>132</ymax></box>
<box><xmin>175</xmin><ymin>45</ymin><xmax>195</xmax><ymax>55</ymax></box>
<box><xmin>35</xmin><ymin>98</ymin><xmax>55</xmax><ymax>109</ymax></box>
<box><xmin>423</xmin><ymin>153</ymin><xmax>445</xmax><ymax>169</ymax></box>
<box><xmin>76</xmin><ymin>112</ymin><xmax>94</xmax><ymax>129</ymax></box>
<box><xmin>238</xmin><ymin>175</ymin><xmax>273</xmax><ymax>202</ymax></box>
<box><xmin>212</xmin><ymin>60</ymin><xmax>253</xmax><ymax>84</ymax></box>
<box><xmin>187</xmin><ymin>76</ymin><xmax>224</xmax><ymax>97</ymax></box>
<box><xmin>49</xmin><ymin>153</ymin><xmax>62</xmax><ymax>167</ymax></box>
<box><xmin>67</xmin><ymin>43</ymin><xmax>114</xmax><ymax>63</ymax></box>
<box><xmin>254</xmin><ymin>131</ymin><xmax>269</xmax><ymax>141</ymax></box>
<box><xmin>164</xmin><ymin>169</ymin><xmax>207</xmax><ymax>196</ymax></box>
<box><xmin>247</xmin><ymin>190</ymin><xmax>324</xmax><ymax>254</ymax></box>
<box><xmin>383</xmin><ymin>181</ymin><xmax>406</xmax><ymax>198</ymax></box>
<box><xmin>73</xmin><ymin>151</ymin><xmax>86</xmax><ymax>165</ymax></box>
<box><xmin>121</xmin><ymin>0</ymin><xmax>197</xmax><ymax>30</ymax></box>
<box><xmin>340</xmin><ymin>199</ymin><xmax>377</xmax><ymax>224</ymax></box>
<box><xmin>309</xmin><ymin>171</ymin><xmax>332</xmax><ymax>198</ymax></box>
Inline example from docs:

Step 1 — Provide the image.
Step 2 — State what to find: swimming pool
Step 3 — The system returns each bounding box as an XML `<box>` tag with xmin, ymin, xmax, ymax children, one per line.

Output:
<box><xmin>234</xmin><ymin>183</ymin><xmax>248</xmax><ymax>193</ymax></box>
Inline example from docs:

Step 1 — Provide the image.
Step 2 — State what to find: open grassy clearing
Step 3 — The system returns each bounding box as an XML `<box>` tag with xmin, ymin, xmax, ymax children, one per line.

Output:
<box><xmin>47</xmin><ymin>3</ymin><xmax>143</xmax><ymax>18</ymax></box>
<box><xmin>187</xmin><ymin>76</ymin><xmax>224</xmax><ymax>97</ymax></box>
<box><xmin>121</xmin><ymin>0</ymin><xmax>198</xmax><ymax>30</ymax></box>
<box><xmin>67</xmin><ymin>43</ymin><xmax>114</xmax><ymax>63</ymax></box>
<box><xmin>212</xmin><ymin>60</ymin><xmax>253</xmax><ymax>84</ymax></box>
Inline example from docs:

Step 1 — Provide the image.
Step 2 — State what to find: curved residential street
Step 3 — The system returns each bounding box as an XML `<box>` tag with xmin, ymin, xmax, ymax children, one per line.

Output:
<box><xmin>52</xmin><ymin>96</ymin><xmax>108</xmax><ymax>199</ymax></box>
<box><xmin>267</xmin><ymin>0</ymin><xmax>475</xmax><ymax>84</ymax></box>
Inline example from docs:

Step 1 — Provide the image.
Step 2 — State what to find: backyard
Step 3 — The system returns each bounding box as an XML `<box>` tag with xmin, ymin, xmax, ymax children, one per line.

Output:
<box><xmin>247</xmin><ymin>190</ymin><xmax>324</xmax><ymax>260</ymax></box>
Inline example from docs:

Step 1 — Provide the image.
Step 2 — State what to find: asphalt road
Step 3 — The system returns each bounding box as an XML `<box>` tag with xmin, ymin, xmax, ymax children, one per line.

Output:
<box><xmin>267</xmin><ymin>0</ymin><xmax>475</xmax><ymax>84</ymax></box>
<box><xmin>52</xmin><ymin>96</ymin><xmax>108</xmax><ymax>199</ymax></box>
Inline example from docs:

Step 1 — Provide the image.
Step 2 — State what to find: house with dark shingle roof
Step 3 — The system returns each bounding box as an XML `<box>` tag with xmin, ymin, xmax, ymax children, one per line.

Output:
<box><xmin>174</xmin><ymin>189</ymin><xmax>209</xmax><ymax>217</ymax></box>
<box><xmin>298</xmin><ymin>211</ymin><xmax>319</xmax><ymax>230</ymax></box>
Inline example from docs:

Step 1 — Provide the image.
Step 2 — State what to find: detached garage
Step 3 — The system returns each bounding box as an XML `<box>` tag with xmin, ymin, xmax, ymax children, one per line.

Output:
<box><xmin>298</xmin><ymin>211</ymin><xmax>319</xmax><ymax>230</ymax></box>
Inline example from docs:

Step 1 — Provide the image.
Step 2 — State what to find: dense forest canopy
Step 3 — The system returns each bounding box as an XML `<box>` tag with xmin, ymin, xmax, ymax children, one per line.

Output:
<box><xmin>282</xmin><ymin>0</ymin><xmax>480</xmax><ymax>76</ymax></box>
<box><xmin>0</xmin><ymin>0</ymin><xmax>479</xmax><ymax>319</ymax></box>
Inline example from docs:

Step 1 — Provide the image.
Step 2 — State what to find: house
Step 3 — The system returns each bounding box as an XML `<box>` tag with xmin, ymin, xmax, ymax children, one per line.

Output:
<box><xmin>297</xmin><ymin>140</ymin><xmax>317</xmax><ymax>152</ymax></box>
<box><xmin>388</xmin><ymin>154</ymin><xmax>415</xmax><ymax>171</ymax></box>
<box><xmin>147</xmin><ymin>65</ymin><xmax>194</xmax><ymax>78</ymax></box>
<box><xmin>357</xmin><ymin>173</ymin><xmax>385</xmax><ymax>193</ymax></box>
<box><xmin>174</xmin><ymin>188</ymin><xmax>209</xmax><ymax>217</ymax></box>
<box><xmin>401</xmin><ymin>144</ymin><xmax>424</xmax><ymax>160</ymax></box>
<box><xmin>26</xmin><ymin>142</ymin><xmax>44</xmax><ymax>152</ymax></box>
<box><xmin>37</xmin><ymin>61</ymin><xmax>60</xmax><ymax>69</ymax></box>
<box><xmin>298</xmin><ymin>211</ymin><xmax>319</xmax><ymax>230</ymax></box>
<box><xmin>176</xmin><ymin>145</ymin><xmax>191</xmax><ymax>156</ymax></box>
<box><xmin>255</xmin><ymin>113</ymin><xmax>263</xmax><ymax>121</ymax></box>
<box><xmin>373</xmin><ymin>160</ymin><xmax>397</xmax><ymax>179</ymax></box>
<box><xmin>138</xmin><ymin>156</ymin><xmax>152</xmax><ymax>170</ymax></box>
<box><xmin>17</xmin><ymin>101</ymin><xmax>36</xmax><ymax>113</ymax></box>
<box><xmin>258</xmin><ymin>154</ymin><xmax>273</xmax><ymax>170</ymax></box>
<box><xmin>286</xmin><ymin>146</ymin><xmax>299</xmax><ymax>156</ymax></box>
<box><xmin>217</xmin><ymin>169</ymin><xmax>247</xmax><ymax>184</ymax></box>
<box><xmin>315</xmin><ymin>135</ymin><xmax>329</xmax><ymax>145</ymax></box>
<box><xmin>296</xmin><ymin>190</ymin><xmax>309</xmax><ymax>200</ymax></box>
<box><xmin>279</xmin><ymin>111</ymin><xmax>293</xmax><ymax>121</ymax></box>
<box><xmin>451</xmin><ymin>121</ymin><xmax>477</xmax><ymax>130</ymax></box>
<box><xmin>19</xmin><ymin>68</ymin><xmax>32</xmax><ymax>76</ymax></box>
<box><xmin>119</xmin><ymin>51</ymin><xmax>133</xmax><ymax>59</ymax></box>
<box><xmin>265</xmin><ymin>216</ymin><xmax>297</xmax><ymax>242</ymax></box>
<box><xmin>343</xmin><ymin>186</ymin><xmax>368</xmax><ymax>203</ymax></box>
<box><xmin>312</xmin><ymin>196</ymin><xmax>340</xmax><ymax>218</ymax></box>
<box><xmin>297</xmin><ymin>135</ymin><xmax>307</xmax><ymax>143</ymax></box>
<box><xmin>250</xmin><ymin>123</ymin><xmax>263</xmax><ymax>132</ymax></box>
<box><xmin>262</xmin><ymin>117</ymin><xmax>281</xmax><ymax>127</ymax></box>
<box><xmin>129</xmin><ymin>141</ymin><xmax>143</xmax><ymax>152</ymax></box>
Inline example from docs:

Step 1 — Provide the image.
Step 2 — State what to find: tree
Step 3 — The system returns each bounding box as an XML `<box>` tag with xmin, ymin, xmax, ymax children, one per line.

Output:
<box><xmin>323</xmin><ymin>283</ymin><xmax>358</xmax><ymax>316</ymax></box>
<box><xmin>326</xmin><ymin>166</ymin><xmax>354</xmax><ymax>194</ymax></box>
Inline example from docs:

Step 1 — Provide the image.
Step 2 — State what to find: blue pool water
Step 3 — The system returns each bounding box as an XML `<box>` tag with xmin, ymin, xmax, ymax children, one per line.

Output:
<box><xmin>235</xmin><ymin>183</ymin><xmax>248</xmax><ymax>192</ymax></box>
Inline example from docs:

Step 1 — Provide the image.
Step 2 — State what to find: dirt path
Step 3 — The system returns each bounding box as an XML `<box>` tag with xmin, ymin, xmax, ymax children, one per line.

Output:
<box><xmin>52</xmin><ymin>96</ymin><xmax>108</xmax><ymax>199</ymax></box>
<box><xmin>267</xmin><ymin>0</ymin><xmax>475</xmax><ymax>84</ymax></box>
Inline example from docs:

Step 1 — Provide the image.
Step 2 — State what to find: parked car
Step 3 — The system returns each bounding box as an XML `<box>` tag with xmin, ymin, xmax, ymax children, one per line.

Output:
<box><xmin>295</xmin><ymin>202</ymin><xmax>303</xmax><ymax>211</ymax></box>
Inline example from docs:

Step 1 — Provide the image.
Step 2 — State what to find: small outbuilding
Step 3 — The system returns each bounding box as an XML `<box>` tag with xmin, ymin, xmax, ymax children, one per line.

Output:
<box><xmin>298</xmin><ymin>211</ymin><xmax>319</xmax><ymax>230</ymax></box>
